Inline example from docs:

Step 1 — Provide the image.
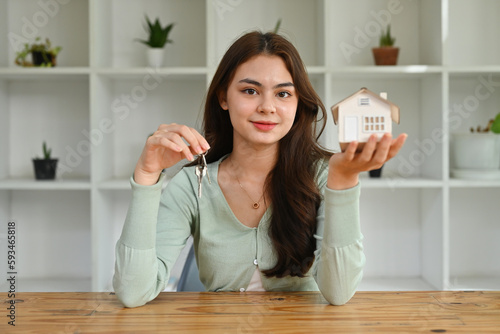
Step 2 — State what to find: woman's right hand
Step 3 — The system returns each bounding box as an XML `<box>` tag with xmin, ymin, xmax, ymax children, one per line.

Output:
<box><xmin>133</xmin><ymin>123</ymin><xmax>210</xmax><ymax>186</ymax></box>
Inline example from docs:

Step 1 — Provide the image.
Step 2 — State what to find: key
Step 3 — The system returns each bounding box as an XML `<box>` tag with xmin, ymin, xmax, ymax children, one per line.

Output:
<box><xmin>195</xmin><ymin>164</ymin><xmax>205</xmax><ymax>198</ymax></box>
<box><xmin>201</xmin><ymin>152</ymin><xmax>211</xmax><ymax>184</ymax></box>
<box><xmin>195</xmin><ymin>151</ymin><xmax>210</xmax><ymax>198</ymax></box>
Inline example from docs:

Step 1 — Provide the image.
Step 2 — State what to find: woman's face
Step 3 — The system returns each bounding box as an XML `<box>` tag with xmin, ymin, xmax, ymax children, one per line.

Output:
<box><xmin>220</xmin><ymin>55</ymin><xmax>298</xmax><ymax>150</ymax></box>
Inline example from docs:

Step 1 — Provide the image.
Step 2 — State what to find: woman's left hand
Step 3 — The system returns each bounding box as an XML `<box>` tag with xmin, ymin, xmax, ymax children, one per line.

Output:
<box><xmin>328</xmin><ymin>133</ymin><xmax>408</xmax><ymax>190</ymax></box>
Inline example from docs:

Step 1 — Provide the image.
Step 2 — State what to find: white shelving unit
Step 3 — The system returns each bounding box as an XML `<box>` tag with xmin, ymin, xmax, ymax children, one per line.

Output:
<box><xmin>0</xmin><ymin>0</ymin><xmax>498</xmax><ymax>292</ymax></box>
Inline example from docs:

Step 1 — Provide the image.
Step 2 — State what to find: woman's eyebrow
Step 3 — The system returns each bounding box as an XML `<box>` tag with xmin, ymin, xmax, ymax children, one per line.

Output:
<box><xmin>239</xmin><ymin>78</ymin><xmax>262</xmax><ymax>86</ymax></box>
<box><xmin>274</xmin><ymin>82</ymin><xmax>294</xmax><ymax>89</ymax></box>
<box><xmin>238</xmin><ymin>78</ymin><xmax>294</xmax><ymax>89</ymax></box>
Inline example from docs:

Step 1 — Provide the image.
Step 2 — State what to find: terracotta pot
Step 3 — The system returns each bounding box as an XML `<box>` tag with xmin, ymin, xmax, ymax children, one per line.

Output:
<box><xmin>372</xmin><ymin>47</ymin><xmax>399</xmax><ymax>66</ymax></box>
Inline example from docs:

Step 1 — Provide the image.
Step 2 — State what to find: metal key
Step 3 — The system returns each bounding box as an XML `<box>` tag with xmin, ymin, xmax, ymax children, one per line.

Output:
<box><xmin>195</xmin><ymin>164</ymin><xmax>206</xmax><ymax>198</ymax></box>
<box><xmin>195</xmin><ymin>151</ymin><xmax>210</xmax><ymax>198</ymax></box>
<box><xmin>201</xmin><ymin>152</ymin><xmax>211</xmax><ymax>185</ymax></box>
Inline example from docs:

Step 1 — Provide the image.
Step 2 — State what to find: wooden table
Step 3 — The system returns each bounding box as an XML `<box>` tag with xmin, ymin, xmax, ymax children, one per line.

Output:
<box><xmin>1</xmin><ymin>291</ymin><xmax>499</xmax><ymax>333</ymax></box>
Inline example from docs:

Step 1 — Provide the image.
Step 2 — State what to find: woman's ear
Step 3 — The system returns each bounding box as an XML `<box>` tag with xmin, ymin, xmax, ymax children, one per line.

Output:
<box><xmin>218</xmin><ymin>92</ymin><xmax>228</xmax><ymax>110</ymax></box>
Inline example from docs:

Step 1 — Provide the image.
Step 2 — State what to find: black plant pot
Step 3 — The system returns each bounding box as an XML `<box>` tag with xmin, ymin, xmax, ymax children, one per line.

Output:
<box><xmin>33</xmin><ymin>159</ymin><xmax>58</xmax><ymax>180</ymax></box>
<box><xmin>32</xmin><ymin>51</ymin><xmax>56</xmax><ymax>67</ymax></box>
<box><xmin>368</xmin><ymin>165</ymin><xmax>384</xmax><ymax>178</ymax></box>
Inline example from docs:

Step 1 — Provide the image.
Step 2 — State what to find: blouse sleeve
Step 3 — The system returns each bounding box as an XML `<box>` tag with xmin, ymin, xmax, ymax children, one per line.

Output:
<box><xmin>312</xmin><ymin>163</ymin><xmax>365</xmax><ymax>305</ymax></box>
<box><xmin>113</xmin><ymin>171</ymin><xmax>194</xmax><ymax>308</ymax></box>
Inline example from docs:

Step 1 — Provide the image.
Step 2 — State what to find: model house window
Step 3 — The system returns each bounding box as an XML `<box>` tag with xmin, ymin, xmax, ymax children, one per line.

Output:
<box><xmin>363</xmin><ymin>115</ymin><xmax>385</xmax><ymax>133</ymax></box>
<box><xmin>358</xmin><ymin>97</ymin><xmax>370</xmax><ymax>106</ymax></box>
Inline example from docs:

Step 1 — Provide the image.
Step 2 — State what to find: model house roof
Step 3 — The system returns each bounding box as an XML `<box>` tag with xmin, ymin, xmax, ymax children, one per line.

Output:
<box><xmin>331</xmin><ymin>87</ymin><xmax>400</xmax><ymax>125</ymax></box>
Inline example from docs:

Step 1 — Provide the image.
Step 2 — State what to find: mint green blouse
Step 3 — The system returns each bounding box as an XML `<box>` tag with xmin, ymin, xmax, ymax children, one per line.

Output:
<box><xmin>113</xmin><ymin>156</ymin><xmax>365</xmax><ymax>308</ymax></box>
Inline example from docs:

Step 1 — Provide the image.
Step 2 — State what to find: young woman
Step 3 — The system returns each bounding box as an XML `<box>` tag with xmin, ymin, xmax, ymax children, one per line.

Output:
<box><xmin>113</xmin><ymin>31</ymin><xmax>407</xmax><ymax>308</ymax></box>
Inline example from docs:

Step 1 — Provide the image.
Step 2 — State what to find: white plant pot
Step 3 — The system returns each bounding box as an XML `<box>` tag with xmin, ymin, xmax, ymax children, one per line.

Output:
<box><xmin>147</xmin><ymin>48</ymin><xmax>165</xmax><ymax>68</ymax></box>
<box><xmin>451</xmin><ymin>132</ymin><xmax>500</xmax><ymax>170</ymax></box>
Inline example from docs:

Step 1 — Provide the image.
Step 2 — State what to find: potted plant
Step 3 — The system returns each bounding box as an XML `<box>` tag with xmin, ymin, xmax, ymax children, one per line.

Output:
<box><xmin>451</xmin><ymin>113</ymin><xmax>500</xmax><ymax>179</ymax></box>
<box><xmin>15</xmin><ymin>37</ymin><xmax>62</xmax><ymax>67</ymax></box>
<box><xmin>273</xmin><ymin>18</ymin><xmax>282</xmax><ymax>34</ymax></box>
<box><xmin>372</xmin><ymin>25</ymin><xmax>399</xmax><ymax>66</ymax></box>
<box><xmin>136</xmin><ymin>16</ymin><xmax>175</xmax><ymax>68</ymax></box>
<box><xmin>369</xmin><ymin>165</ymin><xmax>384</xmax><ymax>178</ymax></box>
<box><xmin>32</xmin><ymin>141</ymin><xmax>58</xmax><ymax>180</ymax></box>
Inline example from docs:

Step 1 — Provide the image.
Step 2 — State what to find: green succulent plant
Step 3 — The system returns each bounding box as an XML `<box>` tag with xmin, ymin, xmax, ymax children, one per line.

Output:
<box><xmin>273</xmin><ymin>18</ymin><xmax>282</xmax><ymax>34</ymax></box>
<box><xmin>43</xmin><ymin>141</ymin><xmax>52</xmax><ymax>160</ymax></box>
<box><xmin>379</xmin><ymin>25</ymin><xmax>396</xmax><ymax>47</ymax></box>
<box><xmin>492</xmin><ymin>113</ymin><xmax>500</xmax><ymax>134</ymax></box>
<box><xmin>34</xmin><ymin>141</ymin><xmax>53</xmax><ymax>160</ymax></box>
<box><xmin>470</xmin><ymin>113</ymin><xmax>500</xmax><ymax>133</ymax></box>
<box><xmin>15</xmin><ymin>37</ymin><xmax>62</xmax><ymax>67</ymax></box>
<box><xmin>136</xmin><ymin>16</ymin><xmax>175</xmax><ymax>48</ymax></box>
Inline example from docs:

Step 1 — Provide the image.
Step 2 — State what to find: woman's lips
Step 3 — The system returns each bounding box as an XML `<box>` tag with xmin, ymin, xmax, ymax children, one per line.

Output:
<box><xmin>252</xmin><ymin>121</ymin><xmax>277</xmax><ymax>131</ymax></box>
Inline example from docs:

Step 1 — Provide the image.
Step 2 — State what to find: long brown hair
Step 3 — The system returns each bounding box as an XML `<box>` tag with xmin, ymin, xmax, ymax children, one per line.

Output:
<box><xmin>203</xmin><ymin>31</ymin><xmax>331</xmax><ymax>277</ymax></box>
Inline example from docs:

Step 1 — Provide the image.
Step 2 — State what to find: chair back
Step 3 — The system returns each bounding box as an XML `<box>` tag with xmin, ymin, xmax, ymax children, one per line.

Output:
<box><xmin>177</xmin><ymin>245</ymin><xmax>205</xmax><ymax>291</ymax></box>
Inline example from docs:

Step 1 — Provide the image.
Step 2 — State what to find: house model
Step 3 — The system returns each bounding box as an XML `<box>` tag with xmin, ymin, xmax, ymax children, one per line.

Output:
<box><xmin>331</xmin><ymin>87</ymin><xmax>400</xmax><ymax>151</ymax></box>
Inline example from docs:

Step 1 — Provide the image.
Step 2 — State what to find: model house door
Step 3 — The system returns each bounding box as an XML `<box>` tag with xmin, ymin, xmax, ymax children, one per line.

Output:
<box><xmin>344</xmin><ymin>116</ymin><xmax>358</xmax><ymax>142</ymax></box>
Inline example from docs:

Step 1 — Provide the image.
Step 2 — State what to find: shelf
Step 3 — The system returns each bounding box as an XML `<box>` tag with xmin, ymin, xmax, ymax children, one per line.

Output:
<box><xmin>94</xmin><ymin>67</ymin><xmax>208</xmax><ymax>80</ymax></box>
<box><xmin>0</xmin><ymin>1</ymin><xmax>7</xmax><ymax>67</ymax></box>
<box><xmin>449</xmin><ymin>188</ymin><xmax>500</xmax><ymax>289</ymax></box>
<box><xmin>1</xmin><ymin>0</ymin><xmax>498</xmax><ymax>294</ymax></box>
<box><xmin>329</xmin><ymin>65</ymin><xmax>443</xmax><ymax>78</ymax></box>
<box><xmin>91</xmin><ymin>75</ymin><xmax>206</xmax><ymax>183</ymax></box>
<box><xmin>94</xmin><ymin>174</ymin><xmax>447</xmax><ymax>191</ymax></box>
<box><xmin>449</xmin><ymin>179</ymin><xmax>500</xmax><ymax>188</ymax></box>
<box><xmin>0</xmin><ymin>278</ymin><xmax>91</xmax><ymax>293</ymax></box>
<box><xmin>358</xmin><ymin>277</ymin><xmax>436</xmax><ymax>291</ymax></box>
<box><xmin>0</xmin><ymin>67</ymin><xmax>210</xmax><ymax>80</ymax></box>
<box><xmin>359</xmin><ymin>175</ymin><xmax>443</xmax><ymax>189</ymax></box>
<box><xmin>326</xmin><ymin>0</ymin><xmax>442</xmax><ymax>67</ymax></box>
<box><xmin>2</xmin><ymin>79</ymin><xmax>90</xmax><ymax>180</ymax></box>
<box><xmin>96</xmin><ymin>168</ymin><xmax>181</xmax><ymax>191</ymax></box>
<box><xmin>447</xmin><ymin>66</ymin><xmax>500</xmax><ymax>75</ymax></box>
<box><xmin>6</xmin><ymin>0</ymin><xmax>89</xmax><ymax>67</ymax></box>
<box><xmin>0</xmin><ymin>177</ymin><xmax>91</xmax><ymax>190</ymax></box>
<box><xmin>447</xmin><ymin>277</ymin><xmax>500</xmax><ymax>291</ymax></box>
<box><xmin>448</xmin><ymin>74</ymin><xmax>500</xmax><ymax>134</ymax></box>
<box><xmin>1</xmin><ymin>190</ymin><xmax>92</xmax><ymax>290</ymax></box>
<box><xmin>92</xmin><ymin>0</ymin><xmax>206</xmax><ymax>68</ymax></box>
<box><xmin>360</xmin><ymin>187</ymin><xmax>444</xmax><ymax>289</ymax></box>
<box><xmin>447</xmin><ymin>0</ymin><xmax>500</xmax><ymax>66</ymax></box>
<box><xmin>0</xmin><ymin>67</ymin><xmax>90</xmax><ymax>80</ymax></box>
